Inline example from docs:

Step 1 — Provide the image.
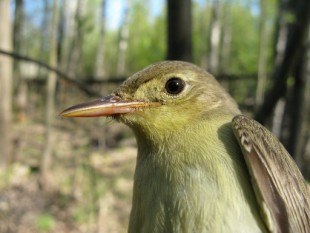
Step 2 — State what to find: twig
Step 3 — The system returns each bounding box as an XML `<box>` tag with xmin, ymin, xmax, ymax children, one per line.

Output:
<box><xmin>0</xmin><ymin>49</ymin><xmax>101</xmax><ymax>97</ymax></box>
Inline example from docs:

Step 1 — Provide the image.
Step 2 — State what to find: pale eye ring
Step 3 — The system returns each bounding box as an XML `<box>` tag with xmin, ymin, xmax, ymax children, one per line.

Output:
<box><xmin>165</xmin><ymin>77</ymin><xmax>185</xmax><ymax>95</ymax></box>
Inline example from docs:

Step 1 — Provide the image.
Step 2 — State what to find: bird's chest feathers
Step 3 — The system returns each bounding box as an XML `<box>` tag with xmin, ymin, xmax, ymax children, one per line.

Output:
<box><xmin>131</xmin><ymin>139</ymin><xmax>245</xmax><ymax>232</ymax></box>
<box><xmin>129</xmin><ymin>126</ymin><xmax>259</xmax><ymax>233</ymax></box>
<box><xmin>130</xmin><ymin>152</ymin><xmax>218</xmax><ymax>233</ymax></box>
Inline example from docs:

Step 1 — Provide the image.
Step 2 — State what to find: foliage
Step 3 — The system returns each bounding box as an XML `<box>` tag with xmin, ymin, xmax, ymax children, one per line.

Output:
<box><xmin>126</xmin><ymin>1</ymin><xmax>166</xmax><ymax>73</ymax></box>
<box><xmin>229</xmin><ymin>5</ymin><xmax>260</xmax><ymax>74</ymax></box>
<box><xmin>19</xmin><ymin>0</ymin><xmax>278</xmax><ymax>80</ymax></box>
<box><xmin>192</xmin><ymin>2</ymin><xmax>211</xmax><ymax>66</ymax></box>
<box><xmin>36</xmin><ymin>213</ymin><xmax>55</xmax><ymax>231</ymax></box>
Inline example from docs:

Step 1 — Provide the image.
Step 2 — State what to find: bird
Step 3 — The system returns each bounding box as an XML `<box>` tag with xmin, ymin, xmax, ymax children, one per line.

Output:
<box><xmin>61</xmin><ymin>61</ymin><xmax>310</xmax><ymax>233</ymax></box>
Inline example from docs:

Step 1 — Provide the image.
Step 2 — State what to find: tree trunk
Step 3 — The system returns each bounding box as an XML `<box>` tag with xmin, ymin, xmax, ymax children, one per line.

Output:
<box><xmin>57</xmin><ymin>0</ymin><xmax>67</xmax><ymax>66</ymax></box>
<box><xmin>207</xmin><ymin>0</ymin><xmax>221</xmax><ymax>74</ymax></box>
<box><xmin>166</xmin><ymin>0</ymin><xmax>192</xmax><ymax>62</ymax></box>
<box><xmin>116</xmin><ymin>0</ymin><xmax>130</xmax><ymax>76</ymax></box>
<box><xmin>271</xmin><ymin>98</ymin><xmax>286</xmax><ymax>138</ymax></box>
<box><xmin>66</xmin><ymin>0</ymin><xmax>86</xmax><ymax>78</ymax></box>
<box><xmin>37</xmin><ymin>0</ymin><xmax>49</xmax><ymax>77</ymax></box>
<box><xmin>57</xmin><ymin>0</ymin><xmax>72</xmax><ymax>108</ymax></box>
<box><xmin>14</xmin><ymin>0</ymin><xmax>28</xmax><ymax>123</ymax></box>
<box><xmin>255</xmin><ymin>0</ymin><xmax>268</xmax><ymax>107</ymax></box>
<box><xmin>268</xmin><ymin>0</ymin><xmax>290</xmax><ymax>138</ymax></box>
<box><xmin>219</xmin><ymin>1</ymin><xmax>232</xmax><ymax>75</ymax></box>
<box><xmin>287</xmin><ymin>25</ymin><xmax>310</xmax><ymax>171</ymax></box>
<box><xmin>0</xmin><ymin>0</ymin><xmax>13</xmax><ymax>167</ymax></box>
<box><xmin>94</xmin><ymin>0</ymin><xmax>107</xmax><ymax>79</ymax></box>
<box><xmin>255</xmin><ymin>0</ymin><xmax>310</xmax><ymax>124</ymax></box>
<box><xmin>40</xmin><ymin>0</ymin><xmax>59</xmax><ymax>190</ymax></box>
<box><xmin>297</xmin><ymin>28</ymin><xmax>310</xmax><ymax>179</ymax></box>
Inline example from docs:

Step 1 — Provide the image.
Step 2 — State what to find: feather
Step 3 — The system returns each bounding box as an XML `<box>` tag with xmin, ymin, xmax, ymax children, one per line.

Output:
<box><xmin>232</xmin><ymin>115</ymin><xmax>310</xmax><ymax>233</ymax></box>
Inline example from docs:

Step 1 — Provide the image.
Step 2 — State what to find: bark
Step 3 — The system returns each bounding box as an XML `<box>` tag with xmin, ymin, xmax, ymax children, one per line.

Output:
<box><xmin>219</xmin><ymin>1</ymin><xmax>232</xmax><ymax>75</ymax></box>
<box><xmin>37</xmin><ymin>0</ymin><xmax>49</xmax><ymax>78</ymax></box>
<box><xmin>66</xmin><ymin>0</ymin><xmax>86</xmax><ymax>78</ymax></box>
<box><xmin>255</xmin><ymin>0</ymin><xmax>310</xmax><ymax>124</ymax></box>
<box><xmin>287</xmin><ymin>26</ymin><xmax>310</xmax><ymax>170</ymax></box>
<box><xmin>207</xmin><ymin>0</ymin><xmax>221</xmax><ymax>74</ymax></box>
<box><xmin>271</xmin><ymin>98</ymin><xmax>286</xmax><ymax>138</ymax></box>
<box><xmin>116</xmin><ymin>0</ymin><xmax>130</xmax><ymax>76</ymax></box>
<box><xmin>166</xmin><ymin>0</ymin><xmax>193</xmax><ymax>62</ymax></box>
<box><xmin>13</xmin><ymin>0</ymin><xmax>23</xmax><ymax>55</ymax></box>
<box><xmin>255</xmin><ymin>0</ymin><xmax>268</xmax><ymax>107</ymax></box>
<box><xmin>13</xmin><ymin>0</ymin><xmax>28</xmax><ymax>122</ymax></box>
<box><xmin>57</xmin><ymin>0</ymin><xmax>67</xmax><ymax>66</ymax></box>
<box><xmin>268</xmin><ymin>0</ymin><xmax>290</xmax><ymax>138</ymax></box>
<box><xmin>40</xmin><ymin>0</ymin><xmax>59</xmax><ymax>190</ymax></box>
<box><xmin>94</xmin><ymin>0</ymin><xmax>107</xmax><ymax>79</ymax></box>
<box><xmin>0</xmin><ymin>0</ymin><xmax>13</xmax><ymax>167</ymax></box>
<box><xmin>271</xmin><ymin>0</ymin><xmax>287</xmax><ymax>68</ymax></box>
<box><xmin>57</xmin><ymin>0</ymin><xmax>69</xmax><ymax>106</ymax></box>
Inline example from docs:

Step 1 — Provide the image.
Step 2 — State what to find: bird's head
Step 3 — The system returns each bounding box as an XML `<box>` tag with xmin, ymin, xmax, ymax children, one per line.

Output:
<box><xmin>61</xmin><ymin>61</ymin><xmax>239</xmax><ymax>139</ymax></box>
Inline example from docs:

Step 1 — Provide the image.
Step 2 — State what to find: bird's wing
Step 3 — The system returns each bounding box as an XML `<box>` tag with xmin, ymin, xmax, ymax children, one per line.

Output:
<box><xmin>232</xmin><ymin>115</ymin><xmax>310</xmax><ymax>233</ymax></box>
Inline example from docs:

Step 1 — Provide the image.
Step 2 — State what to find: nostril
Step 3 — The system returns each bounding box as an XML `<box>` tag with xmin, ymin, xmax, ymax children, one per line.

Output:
<box><xmin>100</xmin><ymin>95</ymin><xmax>123</xmax><ymax>103</ymax></box>
<box><xmin>109</xmin><ymin>95</ymin><xmax>122</xmax><ymax>102</ymax></box>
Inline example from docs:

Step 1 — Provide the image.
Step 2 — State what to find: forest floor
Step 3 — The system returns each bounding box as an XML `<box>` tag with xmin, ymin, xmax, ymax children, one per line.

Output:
<box><xmin>0</xmin><ymin>116</ymin><xmax>136</xmax><ymax>233</ymax></box>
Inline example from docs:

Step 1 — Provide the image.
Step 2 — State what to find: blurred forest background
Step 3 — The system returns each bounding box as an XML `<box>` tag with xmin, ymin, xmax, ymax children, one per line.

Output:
<box><xmin>0</xmin><ymin>0</ymin><xmax>310</xmax><ymax>232</ymax></box>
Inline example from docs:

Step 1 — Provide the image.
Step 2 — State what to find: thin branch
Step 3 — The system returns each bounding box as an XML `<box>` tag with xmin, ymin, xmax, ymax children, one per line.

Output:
<box><xmin>0</xmin><ymin>49</ymin><xmax>101</xmax><ymax>97</ymax></box>
<box><xmin>0</xmin><ymin>49</ymin><xmax>259</xmax><ymax>95</ymax></box>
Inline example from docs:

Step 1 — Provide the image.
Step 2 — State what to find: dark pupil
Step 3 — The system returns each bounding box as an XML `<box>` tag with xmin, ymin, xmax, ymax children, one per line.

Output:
<box><xmin>165</xmin><ymin>78</ymin><xmax>185</xmax><ymax>95</ymax></box>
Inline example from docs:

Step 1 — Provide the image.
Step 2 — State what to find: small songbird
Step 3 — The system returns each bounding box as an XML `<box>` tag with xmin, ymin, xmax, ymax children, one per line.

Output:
<box><xmin>61</xmin><ymin>61</ymin><xmax>310</xmax><ymax>233</ymax></box>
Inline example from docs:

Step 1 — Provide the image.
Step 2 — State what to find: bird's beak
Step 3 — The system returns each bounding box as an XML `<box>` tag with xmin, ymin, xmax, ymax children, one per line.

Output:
<box><xmin>60</xmin><ymin>95</ymin><xmax>161</xmax><ymax>117</ymax></box>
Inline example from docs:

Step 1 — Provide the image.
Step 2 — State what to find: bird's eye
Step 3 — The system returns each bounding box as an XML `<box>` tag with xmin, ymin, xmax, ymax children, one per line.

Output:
<box><xmin>165</xmin><ymin>77</ymin><xmax>185</xmax><ymax>95</ymax></box>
